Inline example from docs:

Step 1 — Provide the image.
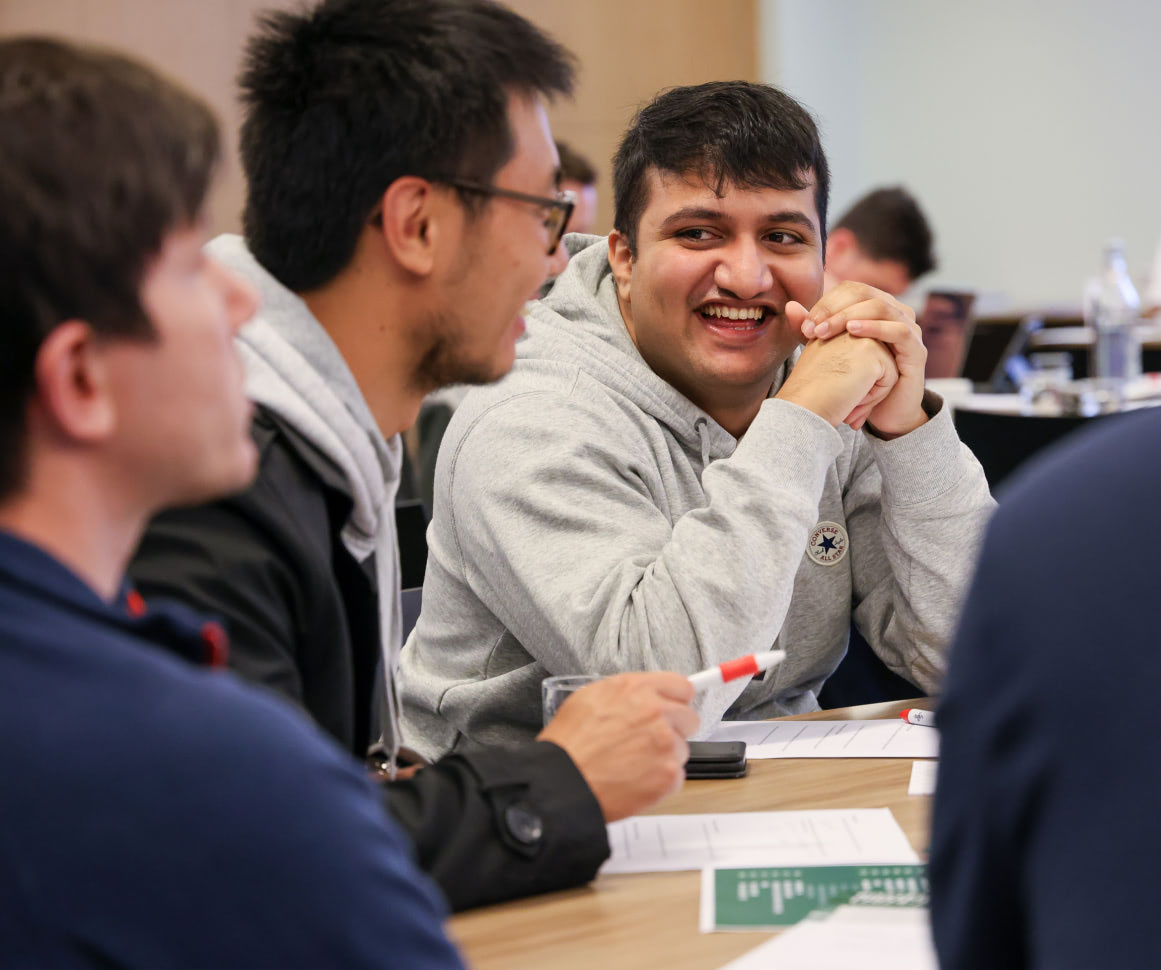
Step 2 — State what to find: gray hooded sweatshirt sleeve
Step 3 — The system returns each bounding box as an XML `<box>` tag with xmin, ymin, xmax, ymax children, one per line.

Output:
<box><xmin>399</xmin><ymin>236</ymin><xmax>994</xmax><ymax>759</ymax></box>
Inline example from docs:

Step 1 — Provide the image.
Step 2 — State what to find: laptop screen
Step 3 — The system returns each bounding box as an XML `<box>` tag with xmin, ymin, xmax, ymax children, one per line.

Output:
<box><xmin>919</xmin><ymin>290</ymin><xmax>977</xmax><ymax>380</ymax></box>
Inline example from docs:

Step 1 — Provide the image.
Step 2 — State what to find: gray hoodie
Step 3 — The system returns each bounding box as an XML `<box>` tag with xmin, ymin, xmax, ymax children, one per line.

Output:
<box><xmin>400</xmin><ymin>236</ymin><xmax>994</xmax><ymax>759</ymax></box>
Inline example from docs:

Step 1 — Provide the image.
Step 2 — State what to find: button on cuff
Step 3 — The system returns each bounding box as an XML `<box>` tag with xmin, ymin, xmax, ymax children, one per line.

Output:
<box><xmin>504</xmin><ymin>802</ymin><xmax>544</xmax><ymax>847</ymax></box>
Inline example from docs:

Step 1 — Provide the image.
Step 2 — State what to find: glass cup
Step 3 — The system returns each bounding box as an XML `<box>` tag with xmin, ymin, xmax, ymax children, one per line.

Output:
<box><xmin>541</xmin><ymin>673</ymin><xmax>600</xmax><ymax>725</ymax></box>
<box><xmin>1018</xmin><ymin>352</ymin><xmax>1074</xmax><ymax>412</ymax></box>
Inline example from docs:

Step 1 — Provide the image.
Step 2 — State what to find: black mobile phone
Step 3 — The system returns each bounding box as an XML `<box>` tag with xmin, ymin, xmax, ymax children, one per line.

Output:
<box><xmin>684</xmin><ymin>740</ymin><xmax>748</xmax><ymax>779</ymax></box>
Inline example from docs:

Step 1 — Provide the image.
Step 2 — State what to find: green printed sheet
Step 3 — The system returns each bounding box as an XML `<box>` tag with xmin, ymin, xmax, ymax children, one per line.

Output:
<box><xmin>700</xmin><ymin>864</ymin><xmax>928</xmax><ymax>932</ymax></box>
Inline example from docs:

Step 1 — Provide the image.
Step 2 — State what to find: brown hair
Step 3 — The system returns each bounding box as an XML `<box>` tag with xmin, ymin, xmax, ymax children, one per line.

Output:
<box><xmin>832</xmin><ymin>186</ymin><xmax>936</xmax><ymax>281</ymax></box>
<box><xmin>0</xmin><ymin>37</ymin><xmax>220</xmax><ymax>499</ymax></box>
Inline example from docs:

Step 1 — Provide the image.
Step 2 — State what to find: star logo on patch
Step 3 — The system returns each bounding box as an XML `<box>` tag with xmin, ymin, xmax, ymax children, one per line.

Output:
<box><xmin>807</xmin><ymin>521</ymin><xmax>848</xmax><ymax>566</ymax></box>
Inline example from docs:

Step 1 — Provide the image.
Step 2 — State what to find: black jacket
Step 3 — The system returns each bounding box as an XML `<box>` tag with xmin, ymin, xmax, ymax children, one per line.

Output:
<box><xmin>131</xmin><ymin>406</ymin><xmax>609</xmax><ymax>910</ymax></box>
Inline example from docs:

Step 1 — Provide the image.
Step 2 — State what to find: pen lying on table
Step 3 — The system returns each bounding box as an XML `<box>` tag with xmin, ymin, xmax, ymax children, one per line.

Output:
<box><xmin>688</xmin><ymin>650</ymin><xmax>785</xmax><ymax>692</ymax></box>
<box><xmin>899</xmin><ymin>708</ymin><xmax>936</xmax><ymax>728</ymax></box>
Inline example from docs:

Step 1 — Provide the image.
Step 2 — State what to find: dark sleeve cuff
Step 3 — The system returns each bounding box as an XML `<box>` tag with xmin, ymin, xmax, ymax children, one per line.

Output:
<box><xmin>382</xmin><ymin>740</ymin><xmax>609</xmax><ymax>911</ymax></box>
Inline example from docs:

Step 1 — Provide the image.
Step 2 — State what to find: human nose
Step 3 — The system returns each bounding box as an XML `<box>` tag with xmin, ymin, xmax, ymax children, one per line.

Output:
<box><xmin>211</xmin><ymin>258</ymin><xmax>259</xmax><ymax>333</ymax></box>
<box><xmin>713</xmin><ymin>238</ymin><xmax>774</xmax><ymax>299</ymax></box>
<box><xmin>546</xmin><ymin>237</ymin><xmax>569</xmax><ymax>279</ymax></box>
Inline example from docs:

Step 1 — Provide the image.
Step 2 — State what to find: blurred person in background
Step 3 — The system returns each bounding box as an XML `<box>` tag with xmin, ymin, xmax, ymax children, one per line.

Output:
<box><xmin>919</xmin><ymin>290</ymin><xmax>975</xmax><ymax>380</ymax></box>
<box><xmin>825</xmin><ymin>185</ymin><xmax>936</xmax><ymax>298</ymax></box>
<box><xmin>556</xmin><ymin>138</ymin><xmax>599</xmax><ymax>235</ymax></box>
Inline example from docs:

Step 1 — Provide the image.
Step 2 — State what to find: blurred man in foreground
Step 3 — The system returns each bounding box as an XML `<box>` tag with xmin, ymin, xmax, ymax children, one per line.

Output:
<box><xmin>930</xmin><ymin>406</ymin><xmax>1161</xmax><ymax>969</ymax></box>
<box><xmin>0</xmin><ymin>36</ymin><xmax>464</xmax><ymax>967</ymax></box>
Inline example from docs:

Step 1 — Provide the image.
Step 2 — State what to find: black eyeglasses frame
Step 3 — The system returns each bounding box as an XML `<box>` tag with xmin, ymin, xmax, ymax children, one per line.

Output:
<box><xmin>442</xmin><ymin>179</ymin><xmax>576</xmax><ymax>255</ymax></box>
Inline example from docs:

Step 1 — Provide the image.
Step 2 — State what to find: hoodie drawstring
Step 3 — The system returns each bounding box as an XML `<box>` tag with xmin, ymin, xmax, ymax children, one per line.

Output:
<box><xmin>695</xmin><ymin>417</ymin><xmax>712</xmax><ymax>469</ymax></box>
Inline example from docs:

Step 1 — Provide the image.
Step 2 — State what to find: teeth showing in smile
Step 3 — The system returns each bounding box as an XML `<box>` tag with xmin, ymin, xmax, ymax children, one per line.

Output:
<box><xmin>700</xmin><ymin>304</ymin><xmax>767</xmax><ymax>328</ymax></box>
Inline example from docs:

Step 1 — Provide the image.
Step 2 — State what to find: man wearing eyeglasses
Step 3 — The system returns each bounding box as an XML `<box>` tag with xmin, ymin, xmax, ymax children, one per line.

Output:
<box><xmin>130</xmin><ymin>0</ymin><xmax>698</xmax><ymax>913</ymax></box>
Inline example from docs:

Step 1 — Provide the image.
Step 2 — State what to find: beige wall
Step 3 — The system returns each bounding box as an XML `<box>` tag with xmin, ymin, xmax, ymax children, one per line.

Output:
<box><xmin>0</xmin><ymin>0</ymin><xmax>284</xmax><ymax>233</ymax></box>
<box><xmin>505</xmin><ymin>0</ymin><xmax>758</xmax><ymax>233</ymax></box>
<box><xmin>0</xmin><ymin>0</ymin><xmax>757</xmax><ymax>235</ymax></box>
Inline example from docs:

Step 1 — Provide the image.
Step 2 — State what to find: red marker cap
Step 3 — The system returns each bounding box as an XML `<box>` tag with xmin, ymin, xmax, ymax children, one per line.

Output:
<box><xmin>719</xmin><ymin>655</ymin><xmax>760</xmax><ymax>682</ymax></box>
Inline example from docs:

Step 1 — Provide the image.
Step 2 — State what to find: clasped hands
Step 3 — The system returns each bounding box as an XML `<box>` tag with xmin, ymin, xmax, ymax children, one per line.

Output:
<box><xmin>777</xmin><ymin>281</ymin><xmax>928</xmax><ymax>438</ymax></box>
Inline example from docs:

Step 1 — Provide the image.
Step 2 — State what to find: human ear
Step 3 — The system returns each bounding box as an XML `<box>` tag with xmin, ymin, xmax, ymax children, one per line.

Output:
<box><xmin>33</xmin><ymin>321</ymin><xmax>117</xmax><ymax>443</ymax></box>
<box><xmin>608</xmin><ymin>231</ymin><xmax>635</xmax><ymax>302</ymax></box>
<box><xmin>374</xmin><ymin>176</ymin><xmax>443</xmax><ymax>277</ymax></box>
<box><xmin>824</xmin><ymin>226</ymin><xmax>856</xmax><ymax>267</ymax></box>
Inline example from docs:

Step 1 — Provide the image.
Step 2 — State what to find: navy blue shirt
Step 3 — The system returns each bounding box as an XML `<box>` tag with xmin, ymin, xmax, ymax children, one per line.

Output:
<box><xmin>930</xmin><ymin>408</ymin><xmax>1161</xmax><ymax>970</ymax></box>
<box><xmin>0</xmin><ymin>529</ymin><xmax>464</xmax><ymax>969</ymax></box>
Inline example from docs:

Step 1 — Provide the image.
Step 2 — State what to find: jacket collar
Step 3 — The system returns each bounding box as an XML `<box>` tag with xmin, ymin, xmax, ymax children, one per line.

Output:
<box><xmin>0</xmin><ymin>528</ymin><xmax>229</xmax><ymax>669</ymax></box>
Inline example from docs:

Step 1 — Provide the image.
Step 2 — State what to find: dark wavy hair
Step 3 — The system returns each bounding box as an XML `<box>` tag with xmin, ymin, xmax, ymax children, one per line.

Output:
<box><xmin>239</xmin><ymin>0</ymin><xmax>575</xmax><ymax>292</ymax></box>
<box><xmin>613</xmin><ymin>81</ymin><xmax>830</xmax><ymax>255</ymax></box>
<box><xmin>0</xmin><ymin>37</ymin><xmax>219</xmax><ymax>500</ymax></box>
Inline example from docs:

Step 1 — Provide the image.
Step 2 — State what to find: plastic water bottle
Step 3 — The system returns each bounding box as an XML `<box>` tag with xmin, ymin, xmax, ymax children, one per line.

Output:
<box><xmin>1085</xmin><ymin>240</ymin><xmax>1141</xmax><ymax>387</ymax></box>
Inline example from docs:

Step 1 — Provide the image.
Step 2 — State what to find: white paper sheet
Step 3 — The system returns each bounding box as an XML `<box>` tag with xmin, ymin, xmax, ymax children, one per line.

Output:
<box><xmin>908</xmin><ymin>760</ymin><xmax>939</xmax><ymax>795</ymax></box>
<box><xmin>718</xmin><ymin>905</ymin><xmax>937</xmax><ymax>970</ymax></box>
<box><xmin>601</xmin><ymin>808</ymin><xmax>919</xmax><ymax>875</ymax></box>
<box><xmin>706</xmin><ymin>719</ymin><xmax>939</xmax><ymax>759</ymax></box>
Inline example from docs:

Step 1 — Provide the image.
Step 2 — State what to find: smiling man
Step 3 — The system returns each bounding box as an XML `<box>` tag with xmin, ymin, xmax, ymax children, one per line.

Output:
<box><xmin>401</xmin><ymin>81</ymin><xmax>994</xmax><ymax>754</ymax></box>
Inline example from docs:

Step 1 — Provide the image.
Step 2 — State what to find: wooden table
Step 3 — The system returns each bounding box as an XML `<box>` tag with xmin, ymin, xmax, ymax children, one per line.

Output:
<box><xmin>449</xmin><ymin>698</ymin><xmax>937</xmax><ymax>970</ymax></box>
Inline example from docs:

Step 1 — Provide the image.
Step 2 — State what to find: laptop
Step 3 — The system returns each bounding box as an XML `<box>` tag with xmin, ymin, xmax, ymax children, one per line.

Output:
<box><xmin>919</xmin><ymin>290</ymin><xmax>977</xmax><ymax>380</ymax></box>
<box><xmin>960</xmin><ymin>314</ymin><xmax>1046</xmax><ymax>391</ymax></box>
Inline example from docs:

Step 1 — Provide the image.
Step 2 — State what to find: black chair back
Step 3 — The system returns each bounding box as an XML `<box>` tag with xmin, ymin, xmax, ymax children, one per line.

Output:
<box><xmin>395</xmin><ymin>499</ymin><xmax>429</xmax><ymax>590</ymax></box>
<box><xmin>953</xmin><ymin>408</ymin><xmax>1095</xmax><ymax>491</ymax></box>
